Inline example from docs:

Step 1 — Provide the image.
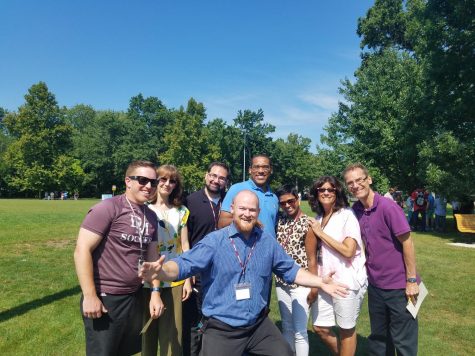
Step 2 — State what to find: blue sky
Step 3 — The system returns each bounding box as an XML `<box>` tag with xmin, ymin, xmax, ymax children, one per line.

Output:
<box><xmin>0</xmin><ymin>1</ymin><xmax>374</xmax><ymax>149</ymax></box>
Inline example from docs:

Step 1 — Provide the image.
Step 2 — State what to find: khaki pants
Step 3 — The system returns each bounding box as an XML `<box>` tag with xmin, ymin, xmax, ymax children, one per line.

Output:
<box><xmin>142</xmin><ymin>285</ymin><xmax>183</xmax><ymax>356</ymax></box>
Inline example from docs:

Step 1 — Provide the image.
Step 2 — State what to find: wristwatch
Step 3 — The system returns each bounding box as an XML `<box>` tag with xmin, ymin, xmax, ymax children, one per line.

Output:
<box><xmin>406</xmin><ymin>277</ymin><xmax>417</xmax><ymax>283</ymax></box>
<box><xmin>151</xmin><ymin>287</ymin><xmax>161</xmax><ymax>292</ymax></box>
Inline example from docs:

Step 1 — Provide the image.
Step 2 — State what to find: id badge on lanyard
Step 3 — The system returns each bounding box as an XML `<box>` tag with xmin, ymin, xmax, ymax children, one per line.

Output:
<box><xmin>235</xmin><ymin>282</ymin><xmax>251</xmax><ymax>300</ymax></box>
<box><xmin>229</xmin><ymin>235</ymin><xmax>257</xmax><ymax>301</ymax></box>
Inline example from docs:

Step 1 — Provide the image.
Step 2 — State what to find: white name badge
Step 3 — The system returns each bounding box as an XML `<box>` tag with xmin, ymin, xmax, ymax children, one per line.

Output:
<box><xmin>235</xmin><ymin>283</ymin><xmax>251</xmax><ymax>300</ymax></box>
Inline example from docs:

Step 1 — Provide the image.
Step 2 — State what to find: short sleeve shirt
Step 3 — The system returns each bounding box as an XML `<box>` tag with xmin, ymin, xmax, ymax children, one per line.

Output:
<box><xmin>173</xmin><ymin>224</ymin><xmax>300</xmax><ymax>327</ymax></box>
<box><xmin>317</xmin><ymin>208</ymin><xmax>367</xmax><ymax>290</ymax></box>
<box><xmin>81</xmin><ymin>195</ymin><xmax>158</xmax><ymax>294</ymax></box>
<box><xmin>274</xmin><ymin>213</ymin><xmax>310</xmax><ymax>288</ymax></box>
<box><xmin>148</xmin><ymin>204</ymin><xmax>189</xmax><ymax>288</ymax></box>
<box><xmin>352</xmin><ymin>193</ymin><xmax>412</xmax><ymax>289</ymax></box>
<box><xmin>221</xmin><ymin>179</ymin><xmax>278</xmax><ymax>238</ymax></box>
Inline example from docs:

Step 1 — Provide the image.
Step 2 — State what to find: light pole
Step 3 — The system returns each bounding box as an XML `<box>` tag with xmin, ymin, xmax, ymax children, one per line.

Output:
<box><xmin>242</xmin><ymin>132</ymin><xmax>246</xmax><ymax>182</ymax></box>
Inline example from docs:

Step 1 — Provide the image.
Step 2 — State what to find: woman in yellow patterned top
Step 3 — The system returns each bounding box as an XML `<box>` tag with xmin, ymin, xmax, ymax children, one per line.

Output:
<box><xmin>142</xmin><ymin>164</ymin><xmax>191</xmax><ymax>356</ymax></box>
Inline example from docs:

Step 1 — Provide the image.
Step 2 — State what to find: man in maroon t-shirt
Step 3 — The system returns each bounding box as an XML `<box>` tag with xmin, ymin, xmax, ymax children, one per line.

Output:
<box><xmin>74</xmin><ymin>160</ymin><xmax>163</xmax><ymax>356</ymax></box>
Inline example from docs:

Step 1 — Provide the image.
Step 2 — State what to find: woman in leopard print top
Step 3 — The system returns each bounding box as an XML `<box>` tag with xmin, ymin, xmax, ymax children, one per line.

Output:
<box><xmin>275</xmin><ymin>184</ymin><xmax>316</xmax><ymax>356</ymax></box>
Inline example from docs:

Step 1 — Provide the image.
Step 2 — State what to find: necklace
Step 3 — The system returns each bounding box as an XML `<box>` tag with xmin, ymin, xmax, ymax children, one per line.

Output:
<box><xmin>280</xmin><ymin>210</ymin><xmax>303</xmax><ymax>252</ymax></box>
<box><xmin>321</xmin><ymin>210</ymin><xmax>333</xmax><ymax>230</ymax></box>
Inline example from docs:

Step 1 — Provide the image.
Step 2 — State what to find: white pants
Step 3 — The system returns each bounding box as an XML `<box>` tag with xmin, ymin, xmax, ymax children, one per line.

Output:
<box><xmin>276</xmin><ymin>284</ymin><xmax>311</xmax><ymax>356</ymax></box>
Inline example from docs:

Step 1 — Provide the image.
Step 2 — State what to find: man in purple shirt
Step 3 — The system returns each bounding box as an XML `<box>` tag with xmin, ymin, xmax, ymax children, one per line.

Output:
<box><xmin>74</xmin><ymin>160</ymin><xmax>162</xmax><ymax>355</ymax></box>
<box><xmin>343</xmin><ymin>163</ymin><xmax>419</xmax><ymax>356</ymax></box>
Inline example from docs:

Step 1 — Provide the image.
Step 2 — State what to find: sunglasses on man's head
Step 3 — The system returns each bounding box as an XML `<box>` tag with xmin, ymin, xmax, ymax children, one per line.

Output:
<box><xmin>128</xmin><ymin>176</ymin><xmax>158</xmax><ymax>187</ymax></box>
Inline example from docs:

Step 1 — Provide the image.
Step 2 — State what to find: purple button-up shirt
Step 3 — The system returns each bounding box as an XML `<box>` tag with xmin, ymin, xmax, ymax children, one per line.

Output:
<box><xmin>352</xmin><ymin>193</ymin><xmax>412</xmax><ymax>289</ymax></box>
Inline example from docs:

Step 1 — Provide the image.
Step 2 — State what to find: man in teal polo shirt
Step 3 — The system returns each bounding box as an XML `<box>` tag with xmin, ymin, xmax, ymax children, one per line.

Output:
<box><xmin>218</xmin><ymin>154</ymin><xmax>278</xmax><ymax>238</ymax></box>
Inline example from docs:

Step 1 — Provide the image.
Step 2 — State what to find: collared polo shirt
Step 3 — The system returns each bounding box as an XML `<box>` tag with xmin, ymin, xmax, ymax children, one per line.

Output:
<box><xmin>221</xmin><ymin>179</ymin><xmax>278</xmax><ymax>238</ymax></box>
<box><xmin>185</xmin><ymin>188</ymin><xmax>223</xmax><ymax>247</ymax></box>
<box><xmin>173</xmin><ymin>223</ymin><xmax>300</xmax><ymax>327</ymax></box>
<box><xmin>352</xmin><ymin>193</ymin><xmax>412</xmax><ymax>289</ymax></box>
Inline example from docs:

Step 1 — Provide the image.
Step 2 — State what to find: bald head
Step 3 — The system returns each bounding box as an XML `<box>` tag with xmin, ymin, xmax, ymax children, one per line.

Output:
<box><xmin>231</xmin><ymin>190</ymin><xmax>260</xmax><ymax>238</ymax></box>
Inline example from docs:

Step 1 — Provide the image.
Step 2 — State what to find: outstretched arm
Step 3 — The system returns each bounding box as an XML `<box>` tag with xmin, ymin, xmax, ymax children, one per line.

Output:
<box><xmin>294</xmin><ymin>268</ymin><xmax>349</xmax><ymax>298</ymax></box>
<box><xmin>139</xmin><ymin>255</ymin><xmax>180</xmax><ymax>283</ymax></box>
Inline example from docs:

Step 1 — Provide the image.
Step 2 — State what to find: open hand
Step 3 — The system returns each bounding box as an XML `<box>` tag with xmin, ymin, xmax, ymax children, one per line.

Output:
<box><xmin>139</xmin><ymin>255</ymin><xmax>166</xmax><ymax>282</ymax></box>
<box><xmin>308</xmin><ymin>217</ymin><xmax>323</xmax><ymax>237</ymax></box>
<box><xmin>321</xmin><ymin>272</ymin><xmax>349</xmax><ymax>298</ymax></box>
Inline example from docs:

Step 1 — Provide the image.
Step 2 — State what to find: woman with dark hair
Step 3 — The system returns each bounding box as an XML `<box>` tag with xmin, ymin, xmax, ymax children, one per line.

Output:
<box><xmin>142</xmin><ymin>164</ymin><xmax>192</xmax><ymax>356</ymax></box>
<box><xmin>274</xmin><ymin>184</ymin><xmax>316</xmax><ymax>356</ymax></box>
<box><xmin>306</xmin><ymin>176</ymin><xmax>367</xmax><ymax>356</ymax></box>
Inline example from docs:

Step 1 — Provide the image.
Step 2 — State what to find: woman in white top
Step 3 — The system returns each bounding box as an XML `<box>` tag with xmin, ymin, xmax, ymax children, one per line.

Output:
<box><xmin>306</xmin><ymin>176</ymin><xmax>367</xmax><ymax>356</ymax></box>
<box><xmin>142</xmin><ymin>164</ymin><xmax>192</xmax><ymax>356</ymax></box>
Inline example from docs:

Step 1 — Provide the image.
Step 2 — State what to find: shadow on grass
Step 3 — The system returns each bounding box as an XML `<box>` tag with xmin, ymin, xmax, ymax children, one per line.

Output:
<box><xmin>0</xmin><ymin>285</ymin><xmax>80</xmax><ymax>323</ymax></box>
<box><xmin>422</xmin><ymin>216</ymin><xmax>475</xmax><ymax>244</ymax></box>
<box><xmin>275</xmin><ymin>321</ymin><xmax>368</xmax><ymax>355</ymax></box>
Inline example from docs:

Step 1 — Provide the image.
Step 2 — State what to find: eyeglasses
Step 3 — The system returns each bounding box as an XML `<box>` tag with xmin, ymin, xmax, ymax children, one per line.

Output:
<box><xmin>159</xmin><ymin>177</ymin><xmax>177</xmax><ymax>185</ymax></box>
<box><xmin>345</xmin><ymin>176</ymin><xmax>367</xmax><ymax>188</ymax></box>
<box><xmin>207</xmin><ymin>173</ymin><xmax>227</xmax><ymax>183</ymax></box>
<box><xmin>279</xmin><ymin>198</ymin><xmax>297</xmax><ymax>206</ymax></box>
<box><xmin>251</xmin><ymin>165</ymin><xmax>271</xmax><ymax>172</ymax></box>
<box><xmin>317</xmin><ymin>187</ymin><xmax>336</xmax><ymax>194</ymax></box>
<box><xmin>128</xmin><ymin>176</ymin><xmax>158</xmax><ymax>187</ymax></box>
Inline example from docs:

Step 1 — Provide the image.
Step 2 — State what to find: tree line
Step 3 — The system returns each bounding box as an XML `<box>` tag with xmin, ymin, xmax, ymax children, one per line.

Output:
<box><xmin>0</xmin><ymin>0</ymin><xmax>473</xmax><ymax>200</ymax></box>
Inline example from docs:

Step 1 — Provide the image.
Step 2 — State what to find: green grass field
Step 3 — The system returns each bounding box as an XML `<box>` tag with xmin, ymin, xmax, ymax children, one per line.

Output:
<box><xmin>0</xmin><ymin>199</ymin><xmax>474</xmax><ymax>355</ymax></box>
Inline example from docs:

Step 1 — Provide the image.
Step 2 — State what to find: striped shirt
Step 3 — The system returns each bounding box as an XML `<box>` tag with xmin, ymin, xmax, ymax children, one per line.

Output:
<box><xmin>174</xmin><ymin>223</ymin><xmax>300</xmax><ymax>327</ymax></box>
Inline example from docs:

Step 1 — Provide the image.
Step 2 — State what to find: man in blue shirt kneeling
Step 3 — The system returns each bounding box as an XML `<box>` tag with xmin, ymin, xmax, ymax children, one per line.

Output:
<box><xmin>140</xmin><ymin>190</ymin><xmax>348</xmax><ymax>356</ymax></box>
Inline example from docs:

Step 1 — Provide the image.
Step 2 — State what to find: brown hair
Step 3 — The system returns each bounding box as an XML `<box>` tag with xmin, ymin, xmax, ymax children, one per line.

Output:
<box><xmin>342</xmin><ymin>163</ymin><xmax>369</xmax><ymax>180</ymax></box>
<box><xmin>151</xmin><ymin>164</ymin><xmax>184</xmax><ymax>207</ymax></box>
<box><xmin>125</xmin><ymin>160</ymin><xmax>156</xmax><ymax>177</ymax></box>
<box><xmin>308</xmin><ymin>176</ymin><xmax>349</xmax><ymax>216</ymax></box>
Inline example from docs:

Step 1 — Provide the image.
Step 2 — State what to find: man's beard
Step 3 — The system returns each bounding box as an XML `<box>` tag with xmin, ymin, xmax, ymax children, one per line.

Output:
<box><xmin>234</xmin><ymin>218</ymin><xmax>255</xmax><ymax>234</ymax></box>
<box><xmin>206</xmin><ymin>182</ymin><xmax>222</xmax><ymax>194</ymax></box>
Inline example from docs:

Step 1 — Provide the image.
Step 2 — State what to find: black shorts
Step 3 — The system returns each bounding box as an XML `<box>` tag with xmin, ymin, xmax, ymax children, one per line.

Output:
<box><xmin>80</xmin><ymin>288</ymin><xmax>144</xmax><ymax>356</ymax></box>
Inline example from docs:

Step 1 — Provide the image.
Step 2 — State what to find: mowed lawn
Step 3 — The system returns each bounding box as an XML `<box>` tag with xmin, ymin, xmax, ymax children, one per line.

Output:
<box><xmin>0</xmin><ymin>199</ymin><xmax>474</xmax><ymax>355</ymax></box>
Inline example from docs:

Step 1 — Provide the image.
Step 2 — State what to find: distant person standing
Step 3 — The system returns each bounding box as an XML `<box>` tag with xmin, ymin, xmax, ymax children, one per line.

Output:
<box><xmin>426</xmin><ymin>190</ymin><xmax>435</xmax><ymax>231</ymax></box>
<box><xmin>405</xmin><ymin>193</ymin><xmax>414</xmax><ymax>224</ymax></box>
<box><xmin>434</xmin><ymin>194</ymin><xmax>447</xmax><ymax>232</ymax></box>
<box><xmin>411</xmin><ymin>188</ymin><xmax>428</xmax><ymax>231</ymax></box>
<box><xmin>344</xmin><ymin>163</ymin><xmax>419</xmax><ymax>356</ymax></box>
<box><xmin>218</xmin><ymin>154</ymin><xmax>278</xmax><ymax>237</ymax></box>
<box><xmin>384</xmin><ymin>187</ymin><xmax>395</xmax><ymax>201</ymax></box>
<box><xmin>182</xmin><ymin>162</ymin><xmax>230</xmax><ymax>356</ymax></box>
<box><xmin>74</xmin><ymin>160</ymin><xmax>161</xmax><ymax>356</ymax></box>
<box><xmin>451</xmin><ymin>200</ymin><xmax>460</xmax><ymax>216</ymax></box>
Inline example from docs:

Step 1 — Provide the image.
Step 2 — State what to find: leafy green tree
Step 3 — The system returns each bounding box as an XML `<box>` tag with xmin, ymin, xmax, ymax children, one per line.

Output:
<box><xmin>321</xmin><ymin>49</ymin><xmax>424</xmax><ymax>191</ymax></box>
<box><xmin>271</xmin><ymin>134</ymin><xmax>317</xmax><ymax>191</ymax></box>
<box><xmin>2</xmin><ymin>82</ymin><xmax>82</xmax><ymax>197</ymax></box>
<box><xmin>72</xmin><ymin>110</ymin><xmax>128</xmax><ymax>196</ymax></box>
<box><xmin>323</xmin><ymin>0</ymin><xmax>475</xmax><ymax>197</ymax></box>
<box><xmin>233</xmin><ymin>109</ymin><xmax>276</xmax><ymax>160</ymax></box>
<box><xmin>159</xmin><ymin>99</ymin><xmax>214</xmax><ymax>191</ymax></box>
<box><xmin>205</xmin><ymin>118</ymin><xmax>244</xmax><ymax>183</ymax></box>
